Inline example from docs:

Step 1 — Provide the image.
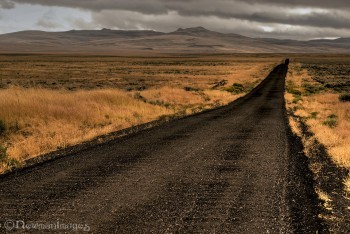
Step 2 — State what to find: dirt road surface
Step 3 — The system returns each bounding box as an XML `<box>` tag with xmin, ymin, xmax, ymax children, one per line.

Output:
<box><xmin>0</xmin><ymin>63</ymin><xmax>323</xmax><ymax>233</ymax></box>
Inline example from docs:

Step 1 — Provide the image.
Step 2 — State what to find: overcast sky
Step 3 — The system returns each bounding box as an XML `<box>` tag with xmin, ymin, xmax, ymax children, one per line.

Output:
<box><xmin>1</xmin><ymin>0</ymin><xmax>350</xmax><ymax>40</ymax></box>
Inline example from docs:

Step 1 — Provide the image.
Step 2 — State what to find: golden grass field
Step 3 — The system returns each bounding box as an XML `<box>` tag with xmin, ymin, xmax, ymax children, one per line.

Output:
<box><xmin>285</xmin><ymin>55</ymin><xmax>350</xmax><ymax>195</ymax></box>
<box><xmin>0</xmin><ymin>54</ymin><xmax>279</xmax><ymax>172</ymax></box>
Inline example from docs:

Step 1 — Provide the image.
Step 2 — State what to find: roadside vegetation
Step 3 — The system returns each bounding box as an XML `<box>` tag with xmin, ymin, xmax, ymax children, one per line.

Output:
<box><xmin>285</xmin><ymin>56</ymin><xmax>350</xmax><ymax>228</ymax></box>
<box><xmin>286</xmin><ymin>59</ymin><xmax>350</xmax><ymax>167</ymax></box>
<box><xmin>0</xmin><ymin>54</ymin><xmax>278</xmax><ymax>172</ymax></box>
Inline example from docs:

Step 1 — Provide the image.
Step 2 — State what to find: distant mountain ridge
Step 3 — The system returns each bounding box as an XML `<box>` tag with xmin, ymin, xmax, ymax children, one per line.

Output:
<box><xmin>0</xmin><ymin>27</ymin><xmax>349</xmax><ymax>54</ymax></box>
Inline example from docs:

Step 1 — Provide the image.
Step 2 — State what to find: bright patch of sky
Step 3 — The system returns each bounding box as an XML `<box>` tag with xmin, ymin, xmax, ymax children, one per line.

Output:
<box><xmin>260</xmin><ymin>26</ymin><xmax>274</xmax><ymax>32</ymax></box>
<box><xmin>287</xmin><ymin>7</ymin><xmax>328</xmax><ymax>15</ymax></box>
<box><xmin>0</xmin><ymin>3</ymin><xmax>91</xmax><ymax>34</ymax></box>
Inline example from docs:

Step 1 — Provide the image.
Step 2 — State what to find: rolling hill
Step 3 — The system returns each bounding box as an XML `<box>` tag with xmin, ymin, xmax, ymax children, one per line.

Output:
<box><xmin>0</xmin><ymin>27</ymin><xmax>349</xmax><ymax>54</ymax></box>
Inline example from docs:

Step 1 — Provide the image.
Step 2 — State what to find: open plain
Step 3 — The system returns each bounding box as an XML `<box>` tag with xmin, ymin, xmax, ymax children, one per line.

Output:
<box><xmin>0</xmin><ymin>53</ymin><xmax>349</xmax><ymax>232</ymax></box>
<box><xmin>0</xmin><ymin>54</ymin><xmax>278</xmax><ymax>171</ymax></box>
<box><xmin>0</xmin><ymin>62</ymin><xmax>325</xmax><ymax>233</ymax></box>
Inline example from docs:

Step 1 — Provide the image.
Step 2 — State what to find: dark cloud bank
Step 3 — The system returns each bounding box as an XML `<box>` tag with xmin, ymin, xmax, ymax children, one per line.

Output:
<box><xmin>3</xmin><ymin>0</ymin><xmax>350</xmax><ymax>40</ymax></box>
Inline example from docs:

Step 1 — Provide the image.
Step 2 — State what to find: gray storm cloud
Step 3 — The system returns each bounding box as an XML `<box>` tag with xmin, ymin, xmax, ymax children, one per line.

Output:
<box><xmin>85</xmin><ymin>9</ymin><xmax>350</xmax><ymax>40</ymax></box>
<box><xmin>7</xmin><ymin>0</ymin><xmax>350</xmax><ymax>29</ymax></box>
<box><xmin>8</xmin><ymin>0</ymin><xmax>350</xmax><ymax>11</ymax></box>
<box><xmin>241</xmin><ymin>0</ymin><xmax>350</xmax><ymax>9</ymax></box>
<box><xmin>0</xmin><ymin>0</ymin><xmax>15</xmax><ymax>9</ymax></box>
<box><xmin>3</xmin><ymin>0</ymin><xmax>350</xmax><ymax>39</ymax></box>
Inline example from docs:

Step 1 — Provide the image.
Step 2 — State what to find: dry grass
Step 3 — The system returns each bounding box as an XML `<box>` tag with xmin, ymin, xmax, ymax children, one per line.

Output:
<box><xmin>286</xmin><ymin>62</ymin><xmax>350</xmax><ymax>167</ymax></box>
<box><xmin>0</xmin><ymin>88</ymin><xmax>174</xmax><ymax>163</ymax></box>
<box><xmin>304</xmin><ymin>95</ymin><xmax>350</xmax><ymax>167</ymax></box>
<box><xmin>316</xmin><ymin>189</ymin><xmax>333</xmax><ymax>211</ymax></box>
<box><xmin>0</xmin><ymin>54</ymin><xmax>278</xmax><ymax>91</ymax></box>
<box><xmin>286</xmin><ymin>107</ymin><xmax>302</xmax><ymax>137</ymax></box>
<box><xmin>138</xmin><ymin>87</ymin><xmax>241</xmax><ymax>111</ymax></box>
<box><xmin>345</xmin><ymin>175</ymin><xmax>350</xmax><ymax>195</ymax></box>
<box><xmin>285</xmin><ymin>59</ymin><xmax>350</xmax><ymax>195</ymax></box>
<box><xmin>140</xmin><ymin>87</ymin><xmax>205</xmax><ymax>107</ymax></box>
<box><xmin>0</xmin><ymin>54</ymin><xmax>278</xmax><ymax>172</ymax></box>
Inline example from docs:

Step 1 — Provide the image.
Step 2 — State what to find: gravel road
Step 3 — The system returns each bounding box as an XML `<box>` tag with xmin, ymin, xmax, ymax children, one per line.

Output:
<box><xmin>0</xmin><ymin>63</ymin><xmax>323</xmax><ymax>233</ymax></box>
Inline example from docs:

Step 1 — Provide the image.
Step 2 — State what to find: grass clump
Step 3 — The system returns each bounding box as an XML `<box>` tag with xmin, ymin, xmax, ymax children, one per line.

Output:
<box><xmin>292</xmin><ymin>95</ymin><xmax>303</xmax><ymax>104</ymax></box>
<box><xmin>286</xmin><ymin>80</ymin><xmax>302</xmax><ymax>96</ymax></box>
<box><xmin>133</xmin><ymin>92</ymin><xmax>147</xmax><ymax>102</ymax></box>
<box><xmin>0</xmin><ymin>145</ymin><xmax>7</xmax><ymax>163</ymax></box>
<box><xmin>184</xmin><ymin>86</ymin><xmax>200</xmax><ymax>92</ymax></box>
<box><xmin>302</xmin><ymin>82</ymin><xmax>325</xmax><ymax>95</ymax></box>
<box><xmin>0</xmin><ymin>120</ymin><xmax>6</xmax><ymax>135</ymax></box>
<box><xmin>0</xmin><ymin>145</ymin><xmax>21</xmax><ymax>170</ymax></box>
<box><xmin>339</xmin><ymin>93</ymin><xmax>350</xmax><ymax>102</ymax></box>
<box><xmin>310</xmin><ymin>112</ymin><xmax>319</xmax><ymax>119</ymax></box>
<box><xmin>323</xmin><ymin>114</ymin><xmax>338</xmax><ymax>128</ymax></box>
<box><xmin>212</xmin><ymin>80</ymin><xmax>228</xmax><ymax>89</ymax></box>
<box><xmin>225</xmin><ymin>83</ymin><xmax>245</xmax><ymax>94</ymax></box>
